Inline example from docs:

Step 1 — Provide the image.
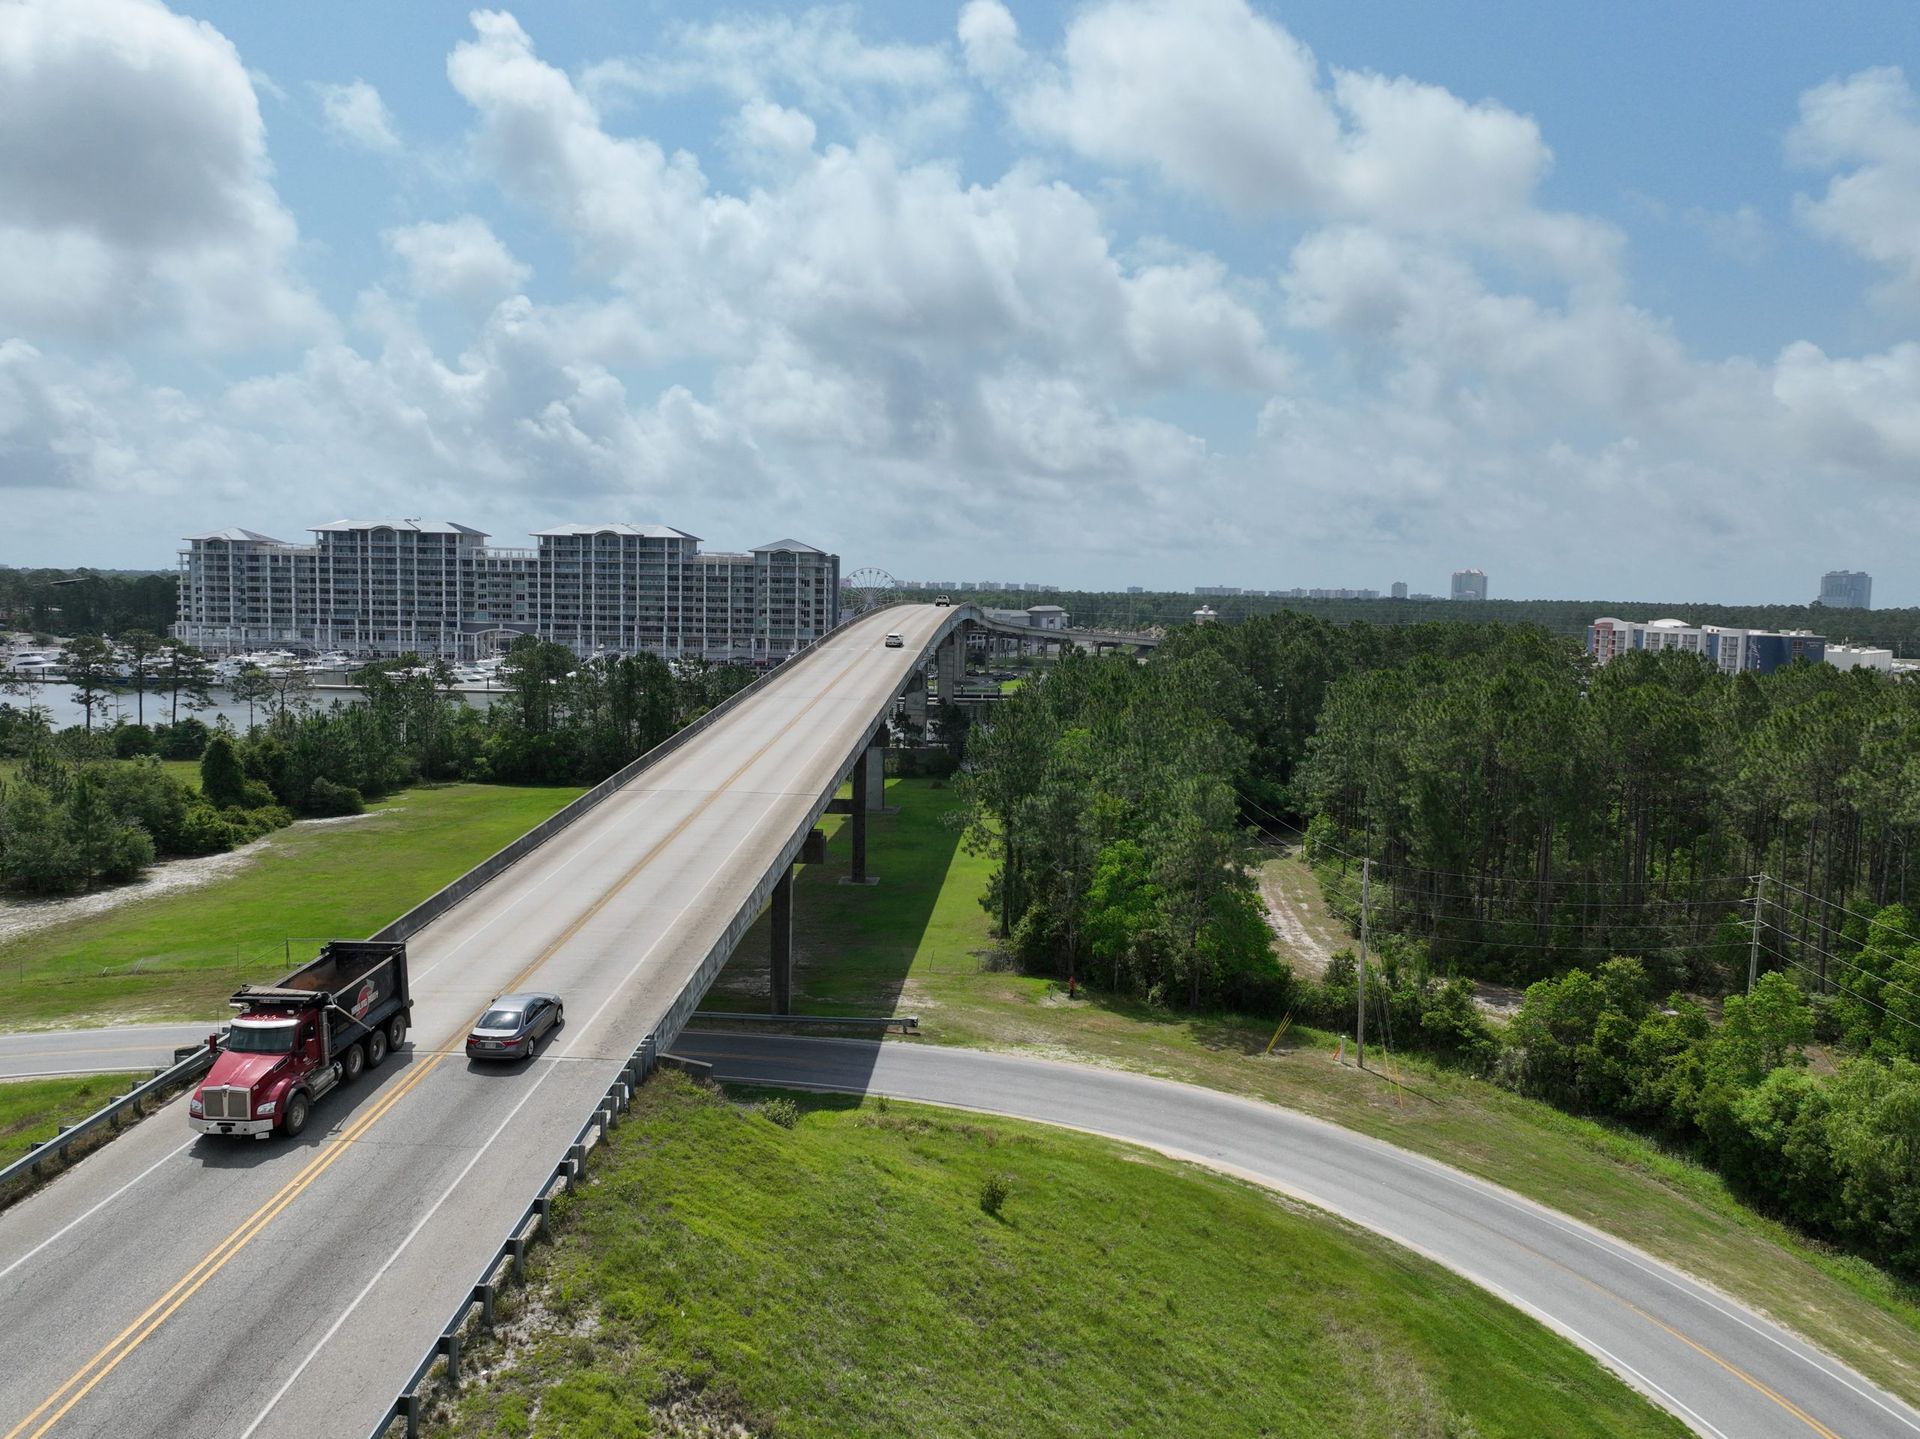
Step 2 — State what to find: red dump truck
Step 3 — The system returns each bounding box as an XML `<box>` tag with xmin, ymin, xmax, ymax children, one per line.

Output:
<box><xmin>190</xmin><ymin>940</ymin><xmax>412</xmax><ymax>1139</ymax></box>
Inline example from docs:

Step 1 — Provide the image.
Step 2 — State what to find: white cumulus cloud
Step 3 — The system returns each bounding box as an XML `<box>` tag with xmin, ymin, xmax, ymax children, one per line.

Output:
<box><xmin>1790</xmin><ymin>66</ymin><xmax>1920</xmax><ymax>309</ymax></box>
<box><xmin>0</xmin><ymin>0</ymin><xmax>323</xmax><ymax>348</ymax></box>
<box><xmin>317</xmin><ymin>78</ymin><xmax>401</xmax><ymax>152</ymax></box>
<box><xmin>384</xmin><ymin>216</ymin><xmax>530</xmax><ymax>308</ymax></box>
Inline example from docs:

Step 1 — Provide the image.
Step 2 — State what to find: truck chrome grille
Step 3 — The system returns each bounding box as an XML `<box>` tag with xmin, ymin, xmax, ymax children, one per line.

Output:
<box><xmin>203</xmin><ymin>1086</ymin><xmax>248</xmax><ymax>1120</ymax></box>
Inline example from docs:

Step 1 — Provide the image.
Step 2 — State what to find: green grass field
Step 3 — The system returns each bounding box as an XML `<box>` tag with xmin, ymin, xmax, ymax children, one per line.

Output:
<box><xmin>426</xmin><ymin>1072</ymin><xmax>1683</xmax><ymax>1439</ymax></box>
<box><xmin>0</xmin><ymin>782</ymin><xmax>582</xmax><ymax>1029</ymax></box>
<box><xmin>0</xmin><ymin>1074</ymin><xmax>128</xmax><ymax>1156</ymax></box>
<box><xmin>701</xmin><ymin>777</ymin><xmax>1920</xmax><ymax>1408</ymax></box>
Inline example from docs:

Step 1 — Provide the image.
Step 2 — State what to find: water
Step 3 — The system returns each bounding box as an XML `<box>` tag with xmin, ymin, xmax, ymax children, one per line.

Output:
<box><xmin>5</xmin><ymin>681</ymin><xmax>509</xmax><ymax>733</ymax></box>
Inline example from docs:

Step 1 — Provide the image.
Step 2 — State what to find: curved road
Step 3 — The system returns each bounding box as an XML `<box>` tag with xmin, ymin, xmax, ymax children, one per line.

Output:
<box><xmin>675</xmin><ymin>1030</ymin><xmax>1920</xmax><ymax>1439</ymax></box>
<box><xmin>0</xmin><ymin>605</ymin><xmax>949</xmax><ymax>1439</ymax></box>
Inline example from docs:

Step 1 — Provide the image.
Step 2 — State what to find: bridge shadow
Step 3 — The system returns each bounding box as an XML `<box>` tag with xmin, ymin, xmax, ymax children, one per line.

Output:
<box><xmin>695</xmin><ymin>776</ymin><xmax>965</xmax><ymax>1025</ymax></box>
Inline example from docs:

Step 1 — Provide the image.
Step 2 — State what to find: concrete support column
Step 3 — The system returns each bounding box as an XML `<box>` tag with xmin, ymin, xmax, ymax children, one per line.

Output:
<box><xmin>770</xmin><ymin>862</ymin><xmax>792</xmax><ymax>1015</ymax></box>
<box><xmin>843</xmin><ymin>727</ymin><xmax>885</xmax><ymax>886</ymax></box>
<box><xmin>850</xmin><ymin>750</ymin><xmax>870</xmax><ymax>883</ymax></box>
<box><xmin>904</xmin><ymin>671</ymin><xmax>928</xmax><ymax>732</ymax></box>
<box><xmin>936</xmin><ymin>631</ymin><xmax>961</xmax><ymax>703</ymax></box>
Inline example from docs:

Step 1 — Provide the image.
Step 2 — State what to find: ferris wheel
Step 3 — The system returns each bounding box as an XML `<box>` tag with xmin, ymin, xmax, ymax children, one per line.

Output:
<box><xmin>843</xmin><ymin>567</ymin><xmax>901</xmax><ymax>612</ymax></box>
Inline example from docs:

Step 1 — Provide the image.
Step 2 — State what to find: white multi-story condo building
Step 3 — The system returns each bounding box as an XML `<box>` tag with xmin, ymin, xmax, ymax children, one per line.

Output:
<box><xmin>176</xmin><ymin>520</ymin><xmax>840</xmax><ymax>662</ymax></box>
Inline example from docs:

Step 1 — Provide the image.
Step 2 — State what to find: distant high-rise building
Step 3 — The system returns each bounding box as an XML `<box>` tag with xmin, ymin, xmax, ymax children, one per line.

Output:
<box><xmin>1818</xmin><ymin>570</ymin><xmax>1872</xmax><ymax>609</ymax></box>
<box><xmin>1390</xmin><ymin>581</ymin><xmax>1409</xmax><ymax>600</ymax></box>
<box><xmin>1126</xmin><ymin>585</ymin><xmax>1144</xmax><ymax>595</ymax></box>
<box><xmin>1450</xmin><ymin>568</ymin><xmax>1488</xmax><ymax>601</ymax></box>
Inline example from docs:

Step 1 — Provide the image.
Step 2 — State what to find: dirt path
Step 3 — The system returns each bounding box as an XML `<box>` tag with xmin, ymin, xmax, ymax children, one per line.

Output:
<box><xmin>1257</xmin><ymin>849</ymin><xmax>1346</xmax><ymax>978</ymax></box>
<box><xmin>1257</xmin><ymin>847</ymin><xmax>1527</xmax><ymax>1022</ymax></box>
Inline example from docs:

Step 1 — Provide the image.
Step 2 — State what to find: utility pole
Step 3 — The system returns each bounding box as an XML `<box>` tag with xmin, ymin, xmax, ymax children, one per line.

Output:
<box><xmin>1748</xmin><ymin>872</ymin><xmax>1767</xmax><ymax>994</ymax></box>
<box><xmin>1356</xmin><ymin>858</ymin><xmax>1371</xmax><ymax>1071</ymax></box>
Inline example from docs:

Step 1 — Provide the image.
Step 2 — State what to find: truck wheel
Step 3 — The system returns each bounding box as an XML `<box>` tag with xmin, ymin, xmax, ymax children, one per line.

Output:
<box><xmin>282</xmin><ymin>1093</ymin><xmax>310</xmax><ymax>1138</ymax></box>
<box><xmin>387</xmin><ymin>1014</ymin><xmax>407</xmax><ymax>1051</ymax></box>
<box><xmin>365</xmin><ymin>1028</ymin><xmax>389</xmax><ymax>1068</ymax></box>
<box><xmin>342</xmin><ymin>1042</ymin><xmax>365</xmax><ymax>1083</ymax></box>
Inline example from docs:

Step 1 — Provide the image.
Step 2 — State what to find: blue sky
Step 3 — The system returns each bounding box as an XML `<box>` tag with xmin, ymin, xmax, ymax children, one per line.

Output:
<box><xmin>3</xmin><ymin>0</ymin><xmax>1917</xmax><ymax>604</ymax></box>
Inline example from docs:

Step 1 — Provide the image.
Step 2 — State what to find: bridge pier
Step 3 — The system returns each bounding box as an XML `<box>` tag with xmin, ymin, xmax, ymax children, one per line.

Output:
<box><xmin>843</xmin><ymin>729</ymin><xmax>884</xmax><ymax>886</ymax></box>
<box><xmin>770</xmin><ymin>862</ymin><xmax>792</xmax><ymax>1015</ymax></box>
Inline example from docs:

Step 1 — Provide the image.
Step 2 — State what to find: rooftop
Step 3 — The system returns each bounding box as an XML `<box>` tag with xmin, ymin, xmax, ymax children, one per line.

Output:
<box><xmin>531</xmin><ymin>523</ymin><xmax>701</xmax><ymax>540</ymax></box>
<box><xmin>311</xmin><ymin>520</ymin><xmax>489</xmax><ymax>536</ymax></box>
<box><xmin>183</xmin><ymin>528</ymin><xmax>295</xmax><ymax>545</ymax></box>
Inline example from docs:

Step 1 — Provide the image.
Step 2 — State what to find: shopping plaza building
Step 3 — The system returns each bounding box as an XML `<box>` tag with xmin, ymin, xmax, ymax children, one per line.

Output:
<box><xmin>175</xmin><ymin>520</ymin><xmax>840</xmax><ymax>662</ymax></box>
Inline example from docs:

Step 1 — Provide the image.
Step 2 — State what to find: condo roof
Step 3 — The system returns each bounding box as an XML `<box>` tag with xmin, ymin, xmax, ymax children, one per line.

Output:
<box><xmin>183</xmin><ymin>528</ymin><xmax>294</xmax><ymax>544</ymax></box>
<box><xmin>753</xmin><ymin>538</ymin><xmax>824</xmax><ymax>553</ymax></box>
<box><xmin>311</xmin><ymin>519</ymin><xmax>489</xmax><ymax>536</ymax></box>
<box><xmin>531</xmin><ymin>523</ymin><xmax>702</xmax><ymax>540</ymax></box>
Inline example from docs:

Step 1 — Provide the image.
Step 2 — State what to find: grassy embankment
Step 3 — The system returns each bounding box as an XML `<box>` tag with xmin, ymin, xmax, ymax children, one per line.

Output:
<box><xmin>0</xmin><ymin>782</ymin><xmax>583</xmax><ymax>1029</ymax></box>
<box><xmin>699</xmin><ymin>777</ymin><xmax>1920</xmax><ymax>1407</ymax></box>
<box><xmin>426</xmin><ymin>1072</ymin><xmax>1683</xmax><ymax>1439</ymax></box>
<box><xmin>0</xmin><ymin>1075</ymin><xmax>128</xmax><ymax>1154</ymax></box>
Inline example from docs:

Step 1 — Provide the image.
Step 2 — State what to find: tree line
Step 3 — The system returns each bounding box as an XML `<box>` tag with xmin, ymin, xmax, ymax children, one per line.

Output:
<box><xmin>957</xmin><ymin>611</ymin><xmax>1920</xmax><ymax>1274</ymax></box>
<box><xmin>0</xmin><ymin>567</ymin><xmax>177</xmax><ymax>638</ymax></box>
<box><xmin>956</xmin><ymin>649</ymin><xmax>1281</xmax><ymax>1011</ymax></box>
<box><xmin>0</xmin><ymin>636</ymin><xmax>753</xmax><ymax>895</ymax></box>
<box><xmin>936</xmin><ymin>584</ymin><xmax>1918</xmax><ymax>652</ymax></box>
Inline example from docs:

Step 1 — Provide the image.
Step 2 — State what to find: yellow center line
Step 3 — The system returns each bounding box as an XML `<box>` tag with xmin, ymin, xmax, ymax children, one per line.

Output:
<box><xmin>1539</xmin><ymin>1250</ymin><xmax>1843</xmax><ymax>1439</ymax></box>
<box><xmin>6</xmin><ymin>634</ymin><xmax>879</xmax><ymax>1438</ymax></box>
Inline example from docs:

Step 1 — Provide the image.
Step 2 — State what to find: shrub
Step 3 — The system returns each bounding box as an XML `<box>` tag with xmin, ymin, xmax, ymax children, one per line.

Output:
<box><xmin>175</xmin><ymin>803</ymin><xmax>235</xmax><ymax>856</ymax></box>
<box><xmin>112</xmin><ymin>724</ymin><xmax>156</xmax><ymax>758</ymax></box>
<box><xmin>762</xmin><ymin>1097</ymin><xmax>800</xmax><ymax>1130</ymax></box>
<box><xmin>199</xmin><ymin>735</ymin><xmax>248</xmax><ymax>808</ymax></box>
<box><xmin>304</xmin><ymin>778</ymin><xmax>365</xmax><ymax>817</ymax></box>
<box><xmin>155</xmin><ymin>718</ymin><xmax>211</xmax><ymax>760</ymax></box>
<box><xmin>979</xmin><ymin>1172</ymin><xmax>1011</xmax><ymax>1217</ymax></box>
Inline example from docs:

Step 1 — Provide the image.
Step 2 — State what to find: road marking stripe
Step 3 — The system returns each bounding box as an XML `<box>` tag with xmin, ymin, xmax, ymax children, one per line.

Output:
<box><xmin>7</xmin><ymin>633</ymin><xmax>878</xmax><ymax>1437</ymax></box>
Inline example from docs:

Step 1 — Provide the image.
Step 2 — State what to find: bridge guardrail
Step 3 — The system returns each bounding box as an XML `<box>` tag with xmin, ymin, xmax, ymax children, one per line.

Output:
<box><xmin>367</xmin><ymin>1031</ymin><xmax>660</xmax><ymax>1439</ymax></box>
<box><xmin>371</xmin><ymin>603</ymin><xmax>909</xmax><ymax>947</ymax></box>
<box><xmin>0</xmin><ymin>1040</ymin><xmax>219</xmax><ymax>1206</ymax></box>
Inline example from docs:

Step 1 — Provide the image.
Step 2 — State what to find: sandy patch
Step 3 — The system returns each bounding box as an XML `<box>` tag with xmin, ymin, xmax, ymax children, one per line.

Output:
<box><xmin>0</xmin><ymin>810</ymin><xmax>391</xmax><ymax>945</ymax></box>
<box><xmin>1258</xmin><ymin>851</ymin><xmax>1342</xmax><ymax>977</ymax></box>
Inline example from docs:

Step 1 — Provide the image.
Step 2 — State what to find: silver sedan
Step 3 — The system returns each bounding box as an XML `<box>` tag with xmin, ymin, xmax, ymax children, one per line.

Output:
<box><xmin>464</xmin><ymin>992</ymin><xmax>564</xmax><ymax>1061</ymax></box>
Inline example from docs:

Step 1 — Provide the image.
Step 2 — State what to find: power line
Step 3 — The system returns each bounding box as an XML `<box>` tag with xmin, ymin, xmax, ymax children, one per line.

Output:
<box><xmin>1768</xmin><ymin>876</ymin><xmax>1920</xmax><ymax>954</ymax></box>
<box><xmin>1759</xmin><ymin>921</ymin><xmax>1920</xmax><ymax>1039</ymax></box>
<box><xmin>1757</xmin><ymin>902</ymin><xmax>1920</xmax><ymax>1011</ymax></box>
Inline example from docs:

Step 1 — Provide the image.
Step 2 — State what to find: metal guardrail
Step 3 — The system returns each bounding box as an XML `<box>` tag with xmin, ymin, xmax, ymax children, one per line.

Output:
<box><xmin>0</xmin><ymin>1040</ymin><xmax>218</xmax><ymax>1203</ymax></box>
<box><xmin>367</xmin><ymin>1032</ymin><xmax>659</xmax><ymax>1439</ymax></box>
<box><xmin>370</xmin><ymin>603</ymin><xmax>910</xmax><ymax>948</ymax></box>
<box><xmin>690</xmin><ymin>1011</ymin><xmax>919</xmax><ymax>1032</ymax></box>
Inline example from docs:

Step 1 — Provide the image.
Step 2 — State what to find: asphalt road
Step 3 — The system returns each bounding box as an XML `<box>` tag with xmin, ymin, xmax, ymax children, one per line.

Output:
<box><xmin>676</xmin><ymin>1030</ymin><xmax>1920</xmax><ymax>1439</ymax></box>
<box><xmin>0</xmin><ymin>1025</ymin><xmax>212</xmax><ymax>1080</ymax></box>
<box><xmin>0</xmin><ymin>605</ymin><xmax>950</xmax><ymax>1439</ymax></box>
